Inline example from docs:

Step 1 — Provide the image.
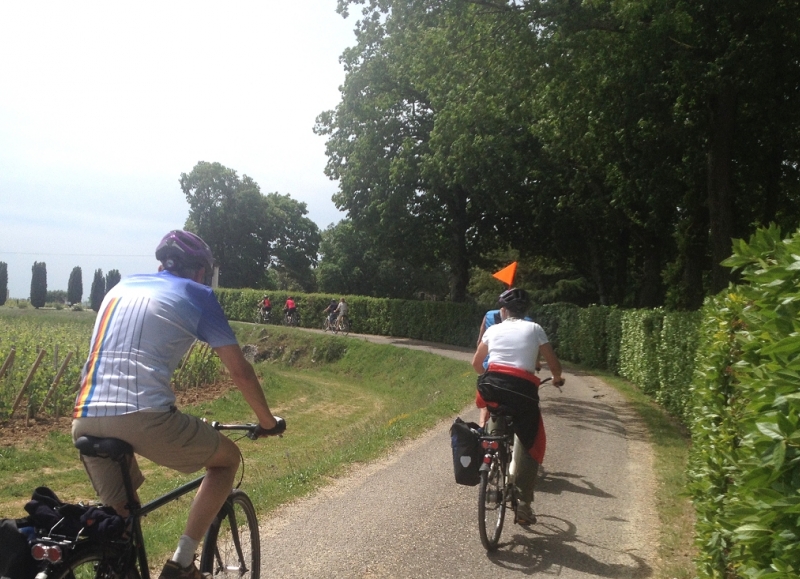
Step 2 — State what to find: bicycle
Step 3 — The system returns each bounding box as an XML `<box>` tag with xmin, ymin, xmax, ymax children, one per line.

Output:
<box><xmin>253</xmin><ymin>307</ymin><xmax>271</xmax><ymax>324</ymax></box>
<box><xmin>283</xmin><ymin>310</ymin><xmax>299</xmax><ymax>327</ymax></box>
<box><xmin>322</xmin><ymin>314</ymin><xmax>337</xmax><ymax>332</ymax></box>
<box><xmin>30</xmin><ymin>421</ymin><xmax>280</xmax><ymax>579</ymax></box>
<box><xmin>336</xmin><ymin>316</ymin><xmax>350</xmax><ymax>336</ymax></box>
<box><xmin>477</xmin><ymin>377</ymin><xmax>552</xmax><ymax>551</ymax></box>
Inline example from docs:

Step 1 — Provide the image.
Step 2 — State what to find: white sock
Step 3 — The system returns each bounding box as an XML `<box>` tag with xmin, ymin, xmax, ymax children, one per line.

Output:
<box><xmin>172</xmin><ymin>535</ymin><xmax>200</xmax><ymax>568</ymax></box>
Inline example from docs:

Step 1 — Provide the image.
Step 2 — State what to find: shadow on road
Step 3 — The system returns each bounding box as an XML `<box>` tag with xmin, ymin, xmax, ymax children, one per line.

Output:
<box><xmin>485</xmin><ymin>515</ymin><xmax>652</xmax><ymax>578</ymax></box>
<box><xmin>544</xmin><ymin>396</ymin><xmax>629</xmax><ymax>439</ymax></box>
<box><xmin>536</xmin><ymin>470</ymin><xmax>615</xmax><ymax>499</ymax></box>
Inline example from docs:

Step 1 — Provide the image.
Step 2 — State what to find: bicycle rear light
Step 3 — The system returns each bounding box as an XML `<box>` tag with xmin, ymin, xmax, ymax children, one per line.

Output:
<box><xmin>481</xmin><ymin>440</ymin><xmax>499</xmax><ymax>450</ymax></box>
<box><xmin>31</xmin><ymin>543</ymin><xmax>63</xmax><ymax>563</ymax></box>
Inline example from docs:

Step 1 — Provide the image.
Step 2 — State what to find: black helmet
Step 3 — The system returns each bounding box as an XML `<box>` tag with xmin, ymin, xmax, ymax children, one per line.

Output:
<box><xmin>498</xmin><ymin>288</ymin><xmax>530</xmax><ymax>310</ymax></box>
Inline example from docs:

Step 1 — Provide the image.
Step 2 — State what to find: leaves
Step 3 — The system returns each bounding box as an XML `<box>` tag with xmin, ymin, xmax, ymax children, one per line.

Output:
<box><xmin>689</xmin><ymin>226</ymin><xmax>800</xmax><ymax>578</ymax></box>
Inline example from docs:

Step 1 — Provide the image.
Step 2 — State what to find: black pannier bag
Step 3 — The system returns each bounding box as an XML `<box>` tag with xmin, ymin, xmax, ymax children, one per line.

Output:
<box><xmin>449</xmin><ymin>417</ymin><xmax>483</xmax><ymax>486</ymax></box>
<box><xmin>0</xmin><ymin>518</ymin><xmax>36</xmax><ymax>579</ymax></box>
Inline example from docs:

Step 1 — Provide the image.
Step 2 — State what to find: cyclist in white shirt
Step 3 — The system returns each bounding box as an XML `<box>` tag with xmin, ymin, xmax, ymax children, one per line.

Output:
<box><xmin>471</xmin><ymin>288</ymin><xmax>564</xmax><ymax>525</ymax></box>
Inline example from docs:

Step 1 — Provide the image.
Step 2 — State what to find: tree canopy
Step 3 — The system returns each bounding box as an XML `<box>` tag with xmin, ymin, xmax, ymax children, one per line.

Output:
<box><xmin>318</xmin><ymin>0</ymin><xmax>800</xmax><ymax>306</ymax></box>
<box><xmin>180</xmin><ymin>161</ymin><xmax>321</xmax><ymax>291</ymax></box>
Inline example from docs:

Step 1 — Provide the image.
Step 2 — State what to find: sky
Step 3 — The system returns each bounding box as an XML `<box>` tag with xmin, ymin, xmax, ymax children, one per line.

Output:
<box><xmin>0</xmin><ymin>1</ymin><xmax>357</xmax><ymax>299</ymax></box>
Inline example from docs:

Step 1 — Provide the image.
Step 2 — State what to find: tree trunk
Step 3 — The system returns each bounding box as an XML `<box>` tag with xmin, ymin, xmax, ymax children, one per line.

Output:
<box><xmin>707</xmin><ymin>84</ymin><xmax>737</xmax><ymax>293</ymax></box>
<box><xmin>680</xmin><ymin>204</ymin><xmax>709</xmax><ymax>310</ymax></box>
<box><xmin>636</xmin><ymin>235</ymin><xmax>663</xmax><ymax>308</ymax></box>
<box><xmin>447</xmin><ymin>187</ymin><xmax>470</xmax><ymax>302</ymax></box>
<box><xmin>612</xmin><ymin>226</ymin><xmax>630</xmax><ymax>306</ymax></box>
<box><xmin>587</xmin><ymin>240</ymin><xmax>608</xmax><ymax>306</ymax></box>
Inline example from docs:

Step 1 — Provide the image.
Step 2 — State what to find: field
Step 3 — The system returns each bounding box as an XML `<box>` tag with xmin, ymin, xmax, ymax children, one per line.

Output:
<box><xmin>0</xmin><ymin>307</ymin><xmax>95</xmax><ymax>423</ymax></box>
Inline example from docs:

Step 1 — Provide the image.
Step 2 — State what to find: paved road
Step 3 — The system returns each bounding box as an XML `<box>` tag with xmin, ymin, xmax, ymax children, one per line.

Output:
<box><xmin>259</xmin><ymin>333</ymin><xmax>659</xmax><ymax>578</ymax></box>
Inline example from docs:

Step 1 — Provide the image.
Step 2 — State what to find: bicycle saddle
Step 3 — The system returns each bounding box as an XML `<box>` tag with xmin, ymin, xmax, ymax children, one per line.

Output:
<box><xmin>75</xmin><ymin>436</ymin><xmax>133</xmax><ymax>459</ymax></box>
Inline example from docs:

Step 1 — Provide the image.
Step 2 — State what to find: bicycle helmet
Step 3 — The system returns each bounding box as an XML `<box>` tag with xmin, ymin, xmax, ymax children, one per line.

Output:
<box><xmin>498</xmin><ymin>288</ymin><xmax>530</xmax><ymax>312</ymax></box>
<box><xmin>155</xmin><ymin>230</ymin><xmax>214</xmax><ymax>272</ymax></box>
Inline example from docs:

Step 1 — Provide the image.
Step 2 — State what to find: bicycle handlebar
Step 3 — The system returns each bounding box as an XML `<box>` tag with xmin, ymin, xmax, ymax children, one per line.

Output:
<box><xmin>211</xmin><ymin>417</ymin><xmax>286</xmax><ymax>440</ymax></box>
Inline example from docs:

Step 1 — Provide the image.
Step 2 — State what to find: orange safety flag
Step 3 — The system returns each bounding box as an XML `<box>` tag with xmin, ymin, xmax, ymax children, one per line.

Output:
<box><xmin>492</xmin><ymin>262</ymin><xmax>517</xmax><ymax>286</ymax></box>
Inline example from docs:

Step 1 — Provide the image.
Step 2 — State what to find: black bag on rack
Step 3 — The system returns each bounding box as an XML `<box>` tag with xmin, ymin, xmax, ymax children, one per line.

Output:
<box><xmin>449</xmin><ymin>417</ymin><xmax>482</xmax><ymax>486</ymax></box>
<box><xmin>0</xmin><ymin>518</ymin><xmax>36</xmax><ymax>579</ymax></box>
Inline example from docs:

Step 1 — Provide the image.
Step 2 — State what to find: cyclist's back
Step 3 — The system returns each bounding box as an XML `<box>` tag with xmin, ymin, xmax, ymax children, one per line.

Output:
<box><xmin>471</xmin><ymin>288</ymin><xmax>564</xmax><ymax>526</ymax></box>
<box><xmin>72</xmin><ymin>230</ymin><xmax>283</xmax><ymax>579</ymax></box>
<box><xmin>75</xmin><ymin>271</ymin><xmax>232</xmax><ymax>417</ymax></box>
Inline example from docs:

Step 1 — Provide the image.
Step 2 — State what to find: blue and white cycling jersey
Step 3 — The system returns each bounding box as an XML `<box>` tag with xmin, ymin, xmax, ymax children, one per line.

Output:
<box><xmin>74</xmin><ymin>271</ymin><xmax>237</xmax><ymax>418</ymax></box>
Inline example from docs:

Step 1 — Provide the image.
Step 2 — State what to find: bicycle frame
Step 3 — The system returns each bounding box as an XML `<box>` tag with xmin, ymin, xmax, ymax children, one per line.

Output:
<box><xmin>129</xmin><ymin>474</ymin><xmax>207</xmax><ymax>579</ymax></box>
<box><xmin>34</xmin><ymin>422</ymin><xmax>261</xmax><ymax>579</ymax></box>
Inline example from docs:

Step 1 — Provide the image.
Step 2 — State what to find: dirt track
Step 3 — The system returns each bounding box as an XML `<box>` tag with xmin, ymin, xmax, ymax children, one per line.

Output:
<box><xmin>257</xmin><ymin>333</ymin><xmax>659</xmax><ymax>578</ymax></box>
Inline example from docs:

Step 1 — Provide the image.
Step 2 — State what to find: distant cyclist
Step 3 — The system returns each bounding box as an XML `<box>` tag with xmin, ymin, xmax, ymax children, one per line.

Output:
<box><xmin>471</xmin><ymin>288</ymin><xmax>564</xmax><ymax>526</ymax></box>
<box><xmin>323</xmin><ymin>298</ymin><xmax>338</xmax><ymax>326</ymax></box>
<box><xmin>334</xmin><ymin>297</ymin><xmax>349</xmax><ymax>328</ymax></box>
<box><xmin>284</xmin><ymin>296</ymin><xmax>297</xmax><ymax>321</ymax></box>
<box><xmin>72</xmin><ymin>230</ymin><xmax>285</xmax><ymax>579</ymax></box>
<box><xmin>260</xmin><ymin>295</ymin><xmax>272</xmax><ymax>317</ymax></box>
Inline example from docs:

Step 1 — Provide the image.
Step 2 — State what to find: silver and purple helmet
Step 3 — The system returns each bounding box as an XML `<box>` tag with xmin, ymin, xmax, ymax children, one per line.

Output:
<box><xmin>155</xmin><ymin>230</ymin><xmax>214</xmax><ymax>272</ymax></box>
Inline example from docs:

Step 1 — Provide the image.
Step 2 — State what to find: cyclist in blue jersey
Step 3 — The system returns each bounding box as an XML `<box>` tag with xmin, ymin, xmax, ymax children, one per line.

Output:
<box><xmin>72</xmin><ymin>230</ymin><xmax>285</xmax><ymax>579</ymax></box>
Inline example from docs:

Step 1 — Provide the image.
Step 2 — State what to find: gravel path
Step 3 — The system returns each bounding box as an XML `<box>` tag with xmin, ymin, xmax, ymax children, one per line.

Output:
<box><xmin>258</xmin><ymin>334</ymin><xmax>659</xmax><ymax>578</ymax></box>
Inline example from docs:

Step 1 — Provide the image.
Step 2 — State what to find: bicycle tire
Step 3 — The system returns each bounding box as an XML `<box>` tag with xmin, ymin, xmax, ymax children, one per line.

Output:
<box><xmin>478</xmin><ymin>455</ymin><xmax>507</xmax><ymax>551</ymax></box>
<box><xmin>49</xmin><ymin>542</ymin><xmax>138</xmax><ymax>579</ymax></box>
<box><xmin>339</xmin><ymin>318</ymin><xmax>350</xmax><ymax>336</ymax></box>
<box><xmin>200</xmin><ymin>489</ymin><xmax>261</xmax><ymax>579</ymax></box>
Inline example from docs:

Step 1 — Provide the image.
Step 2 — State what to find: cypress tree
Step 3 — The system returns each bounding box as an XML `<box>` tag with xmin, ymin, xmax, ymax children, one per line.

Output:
<box><xmin>90</xmin><ymin>269</ymin><xmax>105</xmax><ymax>312</ymax></box>
<box><xmin>105</xmin><ymin>269</ymin><xmax>121</xmax><ymax>294</ymax></box>
<box><xmin>0</xmin><ymin>262</ymin><xmax>7</xmax><ymax>306</ymax></box>
<box><xmin>67</xmin><ymin>266</ymin><xmax>83</xmax><ymax>305</ymax></box>
<box><xmin>30</xmin><ymin>262</ymin><xmax>47</xmax><ymax>308</ymax></box>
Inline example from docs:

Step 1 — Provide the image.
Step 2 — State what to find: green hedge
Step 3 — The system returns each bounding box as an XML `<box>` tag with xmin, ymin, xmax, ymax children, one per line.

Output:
<box><xmin>214</xmin><ymin>289</ymin><xmax>485</xmax><ymax>348</ymax></box>
<box><xmin>688</xmin><ymin>225</ymin><xmax>800</xmax><ymax>578</ymax></box>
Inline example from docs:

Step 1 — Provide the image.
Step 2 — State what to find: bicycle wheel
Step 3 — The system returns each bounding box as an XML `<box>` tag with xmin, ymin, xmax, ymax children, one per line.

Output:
<box><xmin>200</xmin><ymin>490</ymin><xmax>261</xmax><ymax>579</ymax></box>
<box><xmin>339</xmin><ymin>318</ymin><xmax>350</xmax><ymax>336</ymax></box>
<box><xmin>50</xmin><ymin>543</ymin><xmax>138</xmax><ymax>579</ymax></box>
<box><xmin>478</xmin><ymin>454</ymin><xmax>507</xmax><ymax>551</ymax></box>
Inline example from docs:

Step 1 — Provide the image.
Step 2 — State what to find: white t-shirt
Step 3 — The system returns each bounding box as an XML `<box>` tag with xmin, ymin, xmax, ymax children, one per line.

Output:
<box><xmin>481</xmin><ymin>318</ymin><xmax>550</xmax><ymax>374</ymax></box>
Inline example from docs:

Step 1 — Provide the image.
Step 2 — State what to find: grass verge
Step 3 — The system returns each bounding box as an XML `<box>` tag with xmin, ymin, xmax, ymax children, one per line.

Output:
<box><xmin>588</xmin><ymin>368</ymin><xmax>696</xmax><ymax>579</ymax></box>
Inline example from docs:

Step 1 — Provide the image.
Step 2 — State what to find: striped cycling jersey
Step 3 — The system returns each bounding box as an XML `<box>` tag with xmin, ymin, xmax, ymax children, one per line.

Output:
<box><xmin>74</xmin><ymin>271</ymin><xmax>237</xmax><ymax>418</ymax></box>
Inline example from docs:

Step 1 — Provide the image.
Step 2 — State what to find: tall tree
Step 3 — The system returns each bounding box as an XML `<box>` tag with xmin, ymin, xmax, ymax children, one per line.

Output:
<box><xmin>319</xmin><ymin>0</ymin><xmax>542</xmax><ymax>301</ymax></box>
<box><xmin>105</xmin><ymin>269</ymin><xmax>121</xmax><ymax>294</ymax></box>
<box><xmin>90</xmin><ymin>269</ymin><xmax>105</xmax><ymax>312</ymax></box>
<box><xmin>0</xmin><ymin>262</ymin><xmax>7</xmax><ymax>306</ymax></box>
<box><xmin>67</xmin><ymin>266</ymin><xmax>83</xmax><ymax>305</ymax></box>
<box><xmin>316</xmin><ymin>219</ymin><xmax>449</xmax><ymax>298</ymax></box>
<box><xmin>30</xmin><ymin>262</ymin><xmax>47</xmax><ymax>308</ymax></box>
<box><xmin>180</xmin><ymin>161</ymin><xmax>320</xmax><ymax>290</ymax></box>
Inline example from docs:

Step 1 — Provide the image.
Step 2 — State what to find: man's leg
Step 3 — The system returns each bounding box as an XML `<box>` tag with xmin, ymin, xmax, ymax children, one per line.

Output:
<box><xmin>183</xmin><ymin>435</ymin><xmax>239</xmax><ymax>541</ymax></box>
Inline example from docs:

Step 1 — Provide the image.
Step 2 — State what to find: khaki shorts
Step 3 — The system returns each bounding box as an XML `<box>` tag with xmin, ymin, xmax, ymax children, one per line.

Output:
<box><xmin>72</xmin><ymin>408</ymin><xmax>221</xmax><ymax>508</ymax></box>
